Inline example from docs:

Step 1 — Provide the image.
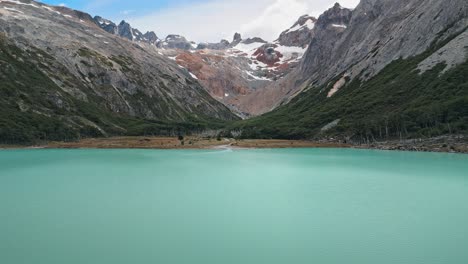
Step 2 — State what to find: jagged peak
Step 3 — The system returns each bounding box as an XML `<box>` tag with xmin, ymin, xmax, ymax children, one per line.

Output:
<box><xmin>233</xmin><ymin>32</ymin><xmax>242</xmax><ymax>42</ymax></box>
<box><xmin>165</xmin><ymin>34</ymin><xmax>186</xmax><ymax>40</ymax></box>
<box><xmin>241</xmin><ymin>37</ymin><xmax>267</xmax><ymax>45</ymax></box>
<box><xmin>292</xmin><ymin>15</ymin><xmax>317</xmax><ymax>28</ymax></box>
<box><xmin>119</xmin><ymin>20</ymin><xmax>130</xmax><ymax>26</ymax></box>
<box><xmin>316</xmin><ymin>1</ymin><xmax>353</xmax><ymax>28</ymax></box>
<box><xmin>275</xmin><ymin>14</ymin><xmax>317</xmax><ymax>47</ymax></box>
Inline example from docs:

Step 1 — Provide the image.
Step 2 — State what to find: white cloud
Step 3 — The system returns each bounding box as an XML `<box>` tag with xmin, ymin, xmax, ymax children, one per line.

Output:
<box><xmin>129</xmin><ymin>0</ymin><xmax>360</xmax><ymax>43</ymax></box>
<box><xmin>120</xmin><ymin>10</ymin><xmax>135</xmax><ymax>16</ymax></box>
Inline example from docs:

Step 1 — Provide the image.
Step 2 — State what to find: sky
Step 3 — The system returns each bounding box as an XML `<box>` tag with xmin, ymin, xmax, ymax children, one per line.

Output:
<box><xmin>41</xmin><ymin>0</ymin><xmax>360</xmax><ymax>42</ymax></box>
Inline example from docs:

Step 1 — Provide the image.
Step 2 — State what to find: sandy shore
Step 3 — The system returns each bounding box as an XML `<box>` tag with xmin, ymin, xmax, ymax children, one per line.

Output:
<box><xmin>0</xmin><ymin>137</ymin><xmax>350</xmax><ymax>150</ymax></box>
<box><xmin>1</xmin><ymin>135</ymin><xmax>466</xmax><ymax>153</ymax></box>
<box><xmin>40</xmin><ymin>137</ymin><xmax>351</xmax><ymax>150</ymax></box>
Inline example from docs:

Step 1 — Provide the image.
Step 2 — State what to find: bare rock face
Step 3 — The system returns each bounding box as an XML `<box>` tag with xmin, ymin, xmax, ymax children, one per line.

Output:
<box><xmin>117</xmin><ymin>20</ymin><xmax>134</xmax><ymax>40</ymax></box>
<box><xmin>252</xmin><ymin>44</ymin><xmax>283</xmax><ymax>67</ymax></box>
<box><xmin>167</xmin><ymin>49</ymin><xmax>271</xmax><ymax>118</ymax></box>
<box><xmin>248</xmin><ymin>0</ymin><xmax>468</xmax><ymax>116</ymax></box>
<box><xmin>0</xmin><ymin>0</ymin><xmax>237</xmax><ymax>129</ymax></box>
<box><xmin>276</xmin><ymin>15</ymin><xmax>317</xmax><ymax>48</ymax></box>
<box><xmin>298</xmin><ymin>2</ymin><xmax>353</xmax><ymax>83</ymax></box>
<box><xmin>299</xmin><ymin>0</ymin><xmax>468</xmax><ymax>88</ymax></box>
<box><xmin>163</xmin><ymin>15</ymin><xmax>317</xmax><ymax>117</ymax></box>
<box><xmin>157</xmin><ymin>35</ymin><xmax>195</xmax><ymax>50</ymax></box>
<box><xmin>197</xmin><ymin>39</ymin><xmax>230</xmax><ymax>50</ymax></box>
<box><xmin>143</xmin><ymin>31</ymin><xmax>159</xmax><ymax>44</ymax></box>
<box><xmin>230</xmin><ymin>33</ymin><xmax>243</xmax><ymax>47</ymax></box>
<box><xmin>240</xmin><ymin>2</ymin><xmax>352</xmax><ymax>114</ymax></box>
<box><xmin>241</xmin><ymin>37</ymin><xmax>268</xmax><ymax>45</ymax></box>
<box><xmin>94</xmin><ymin>16</ymin><xmax>159</xmax><ymax>45</ymax></box>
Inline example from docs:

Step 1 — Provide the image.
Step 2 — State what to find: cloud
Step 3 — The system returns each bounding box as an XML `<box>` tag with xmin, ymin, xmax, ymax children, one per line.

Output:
<box><xmin>240</xmin><ymin>0</ymin><xmax>360</xmax><ymax>41</ymax></box>
<box><xmin>129</xmin><ymin>0</ymin><xmax>360</xmax><ymax>43</ymax></box>
<box><xmin>120</xmin><ymin>10</ymin><xmax>136</xmax><ymax>16</ymax></box>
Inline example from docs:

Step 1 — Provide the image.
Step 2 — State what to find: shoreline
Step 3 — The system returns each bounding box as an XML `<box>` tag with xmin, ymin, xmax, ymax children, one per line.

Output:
<box><xmin>1</xmin><ymin>135</ymin><xmax>467</xmax><ymax>154</ymax></box>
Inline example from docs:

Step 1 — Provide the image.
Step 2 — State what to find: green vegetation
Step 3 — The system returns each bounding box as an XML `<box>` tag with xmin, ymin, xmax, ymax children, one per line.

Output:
<box><xmin>1</xmin><ymin>29</ymin><xmax>467</xmax><ymax>145</ymax></box>
<box><xmin>0</xmin><ymin>39</ymin><xmax>231</xmax><ymax>145</ymax></box>
<box><xmin>230</xmin><ymin>36</ymin><xmax>468</xmax><ymax>142</ymax></box>
<box><xmin>77</xmin><ymin>47</ymin><xmax>113</xmax><ymax>67</ymax></box>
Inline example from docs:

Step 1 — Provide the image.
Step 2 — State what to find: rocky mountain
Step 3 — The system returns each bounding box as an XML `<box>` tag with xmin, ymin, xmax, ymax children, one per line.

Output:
<box><xmin>1</xmin><ymin>0</ymin><xmax>466</xmax><ymax>144</ymax></box>
<box><xmin>0</xmin><ymin>0</ymin><xmax>237</xmax><ymax>143</ymax></box>
<box><xmin>37</xmin><ymin>6</ymin><xmax>318</xmax><ymax>117</ymax></box>
<box><xmin>172</xmin><ymin>15</ymin><xmax>318</xmax><ymax>117</ymax></box>
<box><xmin>276</xmin><ymin>15</ymin><xmax>317</xmax><ymax>48</ymax></box>
<box><xmin>299</xmin><ymin>0</ymin><xmax>466</xmax><ymax>88</ymax></box>
<box><xmin>239</xmin><ymin>3</ymin><xmax>353</xmax><ymax>115</ymax></box>
<box><xmin>233</xmin><ymin>0</ymin><xmax>468</xmax><ymax>141</ymax></box>
<box><xmin>94</xmin><ymin>17</ymin><xmax>160</xmax><ymax>45</ymax></box>
<box><xmin>157</xmin><ymin>34</ymin><xmax>196</xmax><ymax>50</ymax></box>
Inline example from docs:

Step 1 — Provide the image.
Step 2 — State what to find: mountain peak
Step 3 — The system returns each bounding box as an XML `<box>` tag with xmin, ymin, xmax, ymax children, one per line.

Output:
<box><xmin>119</xmin><ymin>20</ymin><xmax>129</xmax><ymax>26</ymax></box>
<box><xmin>93</xmin><ymin>17</ymin><xmax>159</xmax><ymax>44</ymax></box>
<box><xmin>316</xmin><ymin>2</ymin><xmax>353</xmax><ymax>29</ymax></box>
<box><xmin>157</xmin><ymin>34</ymin><xmax>194</xmax><ymax>50</ymax></box>
<box><xmin>276</xmin><ymin>14</ymin><xmax>317</xmax><ymax>47</ymax></box>
<box><xmin>333</xmin><ymin>2</ymin><xmax>342</xmax><ymax>8</ymax></box>
<box><xmin>233</xmin><ymin>32</ymin><xmax>242</xmax><ymax>42</ymax></box>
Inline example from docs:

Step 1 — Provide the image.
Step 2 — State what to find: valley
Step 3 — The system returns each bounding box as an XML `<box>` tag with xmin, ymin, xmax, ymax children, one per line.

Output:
<box><xmin>0</xmin><ymin>0</ymin><xmax>467</xmax><ymax>148</ymax></box>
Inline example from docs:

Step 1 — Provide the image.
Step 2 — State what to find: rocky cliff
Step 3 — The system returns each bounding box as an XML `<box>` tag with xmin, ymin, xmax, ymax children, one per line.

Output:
<box><xmin>233</xmin><ymin>0</ymin><xmax>468</xmax><ymax>141</ymax></box>
<box><xmin>94</xmin><ymin>17</ymin><xmax>160</xmax><ymax>45</ymax></box>
<box><xmin>1</xmin><ymin>0</ymin><xmax>466</xmax><ymax>143</ymax></box>
<box><xmin>276</xmin><ymin>15</ymin><xmax>317</xmax><ymax>48</ymax></box>
<box><xmin>174</xmin><ymin>15</ymin><xmax>317</xmax><ymax>117</ymax></box>
<box><xmin>0</xmin><ymin>0</ymin><xmax>237</xmax><ymax>143</ymax></box>
<box><xmin>298</xmin><ymin>0</ymin><xmax>468</xmax><ymax>89</ymax></box>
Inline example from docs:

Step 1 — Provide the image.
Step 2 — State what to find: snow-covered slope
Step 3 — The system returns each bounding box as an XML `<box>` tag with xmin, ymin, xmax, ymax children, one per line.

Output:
<box><xmin>226</xmin><ymin>14</ymin><xmax>316</xmax><ymax>81</ymax></box>
<box><xmin>167</xmin><ymin>14</ymin><xmax>318</xmax><ymax>117</ymax></box>
<box><xmin>66</xmin><ymin>4</ymin><xmax>319</xmax><ymax>117</ymax></box>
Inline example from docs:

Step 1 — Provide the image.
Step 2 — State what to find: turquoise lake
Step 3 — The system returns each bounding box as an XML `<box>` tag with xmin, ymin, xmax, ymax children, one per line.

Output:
<box><xmin>1</xmin><ymin>148</ymin><xmax>468</xmax><ymax>264</ymax></box>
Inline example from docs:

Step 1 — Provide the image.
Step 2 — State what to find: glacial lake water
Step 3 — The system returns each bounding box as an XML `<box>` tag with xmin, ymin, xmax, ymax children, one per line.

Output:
<box><xmin>1</xmin><ymin>148</ymin><xmax>468</xmax><ymax>264</ymax></box>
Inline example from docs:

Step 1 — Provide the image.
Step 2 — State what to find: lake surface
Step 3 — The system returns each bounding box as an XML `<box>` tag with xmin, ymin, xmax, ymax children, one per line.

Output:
<box><xmin>1</xmin><ymin>148</ymin><xmax>468</xmax><ymax>264</ymax></box>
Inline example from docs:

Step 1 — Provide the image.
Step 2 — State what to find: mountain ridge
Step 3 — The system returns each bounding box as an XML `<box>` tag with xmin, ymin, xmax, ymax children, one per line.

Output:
<box><xmin>0</xmin><ymin>0</ymin><xmax>467</xmax><ymax>144</ymax></box>
<box><xmin>0</xmin><ymin>0</ymin><xmax>237</xmax><ymax>144</ymax></box>
<box><xmin>229</xmin><ymin>0</ymin><xmax>468</xmax><ymax>141</ymax></box>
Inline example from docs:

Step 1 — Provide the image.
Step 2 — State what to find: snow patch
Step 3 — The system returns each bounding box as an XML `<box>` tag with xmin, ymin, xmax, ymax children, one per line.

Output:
<box><xmin>331</xmin><ymin>24</ymin><xmax>347</xmax><ymax>29</ymax></box>
<box><xmin>244</xmin><ymin>70</ymin><xmax>272</xmax><ymax>81</ymax></box>
<box><xmin>42</xmin><ymin>5</ymin><xmax>61</xmax><ymax>15</ymax></box>
<box><xmin>189</xmin><ymin>72</ymin><xmax>198</xmax><ymax>80</ymax></box>
<box><xmin>231</xmin><ymin>42</ymin><xmax>265</xmax><ymax>57</ymax></box>
<box><xmin>304</xmin><ymin>19</ymin><xmax>315</xmax><ymax>29</ymax></box>
<box><xmin>284</xmin><ymin>18</ymin><xmax>315</xmax><ymax>34</ymax></box>
<box><xmin>0</xmin><ymin>0</ymin><xmax>39</xmax><ymax>8</ymax></box>
<box><xmin>3</xmin><ymin>6</ymin><xmax>23</xmax><ymax>13</ymax></box>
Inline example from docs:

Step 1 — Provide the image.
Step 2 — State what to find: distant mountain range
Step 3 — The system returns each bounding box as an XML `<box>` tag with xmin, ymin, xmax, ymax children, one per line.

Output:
<box><xmin>0</xmin><ymin>0</ymin><xmax>467</xmax><ymax>144</ymax></box>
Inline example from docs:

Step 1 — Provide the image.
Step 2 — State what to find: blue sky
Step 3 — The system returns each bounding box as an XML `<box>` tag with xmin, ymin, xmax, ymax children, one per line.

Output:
<box><xmin>41</xmin><ymin>0</ymin><xmax>206</xmax><ymax>20</ymax></box>
<box><xmin>40</xmin><ymin>0</ymin><xmax>360</xmax><ymax>42</ymax></box>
